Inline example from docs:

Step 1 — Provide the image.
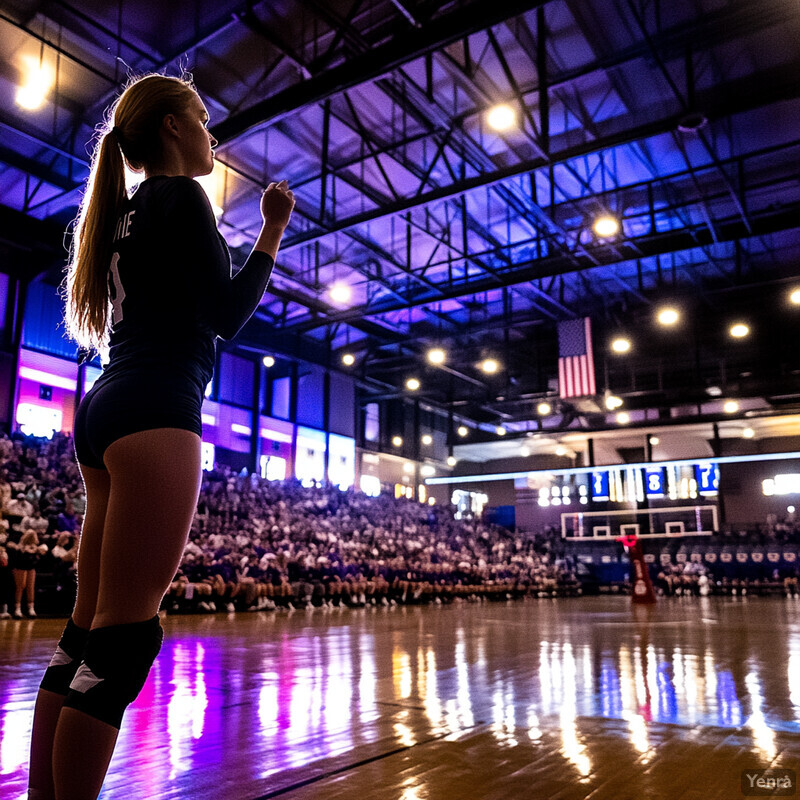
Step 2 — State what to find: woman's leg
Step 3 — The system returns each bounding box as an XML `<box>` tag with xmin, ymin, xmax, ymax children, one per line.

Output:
<box><xmin>26</xmin><ymin>569</ymin><xmax>36</xmax><ymax>610</ymax></box>
<box><xmin>28</xmin><ymin>465</ymin><xmax>110</xmax><ymax>800</ymax></box>
<box><xmin>13</xmin><ymin>568</ymin><xmax>25</xmax><ymax>615</ymax></box>
<box><xmin>51</xmin><ymin>428</ymin><xmax>201</xmax><ymax>800</ymax></box>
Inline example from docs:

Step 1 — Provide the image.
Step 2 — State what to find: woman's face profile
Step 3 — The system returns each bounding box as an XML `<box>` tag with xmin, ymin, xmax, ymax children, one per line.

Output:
<box><xmin>178</xmin><ymin>92</ymin><xmax>217</xmax><ymax>178</ymax></box>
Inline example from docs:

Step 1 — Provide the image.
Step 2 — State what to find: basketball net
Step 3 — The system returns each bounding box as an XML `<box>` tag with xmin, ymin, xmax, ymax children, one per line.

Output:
<box><xmin>616</xmin><ymin>534</ymin><xmax>657</xmax><ymax>605</ymax></box>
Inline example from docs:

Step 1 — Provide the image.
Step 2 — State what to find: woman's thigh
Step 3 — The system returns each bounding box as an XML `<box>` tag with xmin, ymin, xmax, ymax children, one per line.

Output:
<box><xmin>92</xmin><ymin>428</ymin><xmax>202</xmax><ymax>628</ymax></box>
<box><xmin>72</xmin><ymin>464</ymin><xmax>111</xmax><ymax>627</ymax></box>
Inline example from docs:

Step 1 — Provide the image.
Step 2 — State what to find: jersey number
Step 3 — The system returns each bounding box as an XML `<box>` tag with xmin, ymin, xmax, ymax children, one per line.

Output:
<box><xmin>109</xmin><ymin>253</ymin><xmax>126</xmax><ymax>326</ymax></box>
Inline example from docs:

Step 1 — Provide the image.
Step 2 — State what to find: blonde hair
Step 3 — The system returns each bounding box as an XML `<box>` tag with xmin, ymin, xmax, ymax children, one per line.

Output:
<box><xmin>65</xmin><ymin>73</ymin><xmax>198</xmax><ymax>352</ymax></box>
<box><xmin>20</xmin><ymin>530</ymin><xmax>39</xmax><ymax>548</ymax></box>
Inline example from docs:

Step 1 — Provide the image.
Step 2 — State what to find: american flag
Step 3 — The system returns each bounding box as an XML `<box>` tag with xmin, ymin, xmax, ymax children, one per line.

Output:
<box><xmin>558</xmin><ymin>317</ymin><xmax>596</xmax><ymax>398</ymax></box>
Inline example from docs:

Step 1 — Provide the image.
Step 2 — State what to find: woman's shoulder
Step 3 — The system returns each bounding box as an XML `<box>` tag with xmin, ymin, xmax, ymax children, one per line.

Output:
<box><xmin>138</xmin><ymin>175</ymin><xmax>208</xmax><ymax>204</ymax></box>
<box><xmin>135</xmin><ymin>175</ymin><xmax>215</xmax><ymax>223</ymax></box>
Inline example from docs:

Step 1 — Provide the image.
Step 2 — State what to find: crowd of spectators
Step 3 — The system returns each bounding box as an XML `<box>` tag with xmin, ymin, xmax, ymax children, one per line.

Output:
<box><xmin>0</xmin><ymin>431</ymin><xmax>577</xmax><ymax>618</ymax></box>
<box><xmin>3</xmin><ymin>430</ymin><xmax>799</xmax><ymax>618</ymax></box>
<box><xmin>651</xmin><ymin>560</ymin><xmax>799</xmax><ymax>598</ymax></box>
<box><xmin>0</xmin><ymin>433</ymin><xmax>82</xmax><ymax>617</ymax></box>
<box><xmin>163</xmin><ymin>463</ymin><xmax>581</xmax><ymax>612</ymax></box>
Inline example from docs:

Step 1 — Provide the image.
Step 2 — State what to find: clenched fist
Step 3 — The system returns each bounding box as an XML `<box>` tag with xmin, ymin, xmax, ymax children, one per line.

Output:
<box><xmin>260</xmin><ymin>179</ymin><xmax>295</xmax><ymax>229</ymax></box>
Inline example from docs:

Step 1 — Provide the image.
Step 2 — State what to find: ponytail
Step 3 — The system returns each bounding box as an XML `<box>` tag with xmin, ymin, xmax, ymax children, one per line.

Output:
<box><xmin>65</xmin><ymin>128</ymin><xmax>127</xmax><ymax>352</ymax></box>
<box><xmin>64</xmin><ymin>73</ymin><xmax>197</xmax><ymax>354</ymax></box>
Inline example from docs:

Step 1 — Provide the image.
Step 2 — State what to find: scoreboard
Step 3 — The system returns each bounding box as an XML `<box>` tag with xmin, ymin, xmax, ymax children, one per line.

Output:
<box><xmin>514</xmin><ymin>460</ymin><xmax>721</xmax><ymax>511</ymax></box>
<box><xmin>589</xmin><ymin>462</ymin><xmax>719</xmax><ymax>503</ymax></box>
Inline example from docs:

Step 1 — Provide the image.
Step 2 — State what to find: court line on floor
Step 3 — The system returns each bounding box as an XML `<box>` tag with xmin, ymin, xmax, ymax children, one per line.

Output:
<box><xmin>375</xmin><ymin>700</ymin><xmax>427</xmax><ymax>711</ymax></box>
<box><xmin>249</xmin><ymin>722</ymin><xmax>487</xmax><ymax>799</ymax></box>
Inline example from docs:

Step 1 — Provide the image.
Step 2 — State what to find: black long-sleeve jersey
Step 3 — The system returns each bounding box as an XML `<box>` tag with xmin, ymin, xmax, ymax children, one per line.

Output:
<box><xmin>102</xmin><ymin>174</ymin><xmax>274</xmax><ymax>393</ymax></box>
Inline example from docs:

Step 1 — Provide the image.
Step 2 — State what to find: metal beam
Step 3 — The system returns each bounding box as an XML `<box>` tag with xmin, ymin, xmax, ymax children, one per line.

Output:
<box><xmin>0</xmin><ymin>144</ymin><xmax>76</xmax><ymax>192</ymax></box>
<box><xmin>210</xmin><ymin>0</ymin><xmax>547</xmax><ymax>142</ymax></box>
<box><xmin>279</xmin><ymin>64</ymin><xmax>800</xmax><ymax>249</ymax></box>
<box><xmin>274</xmin><ymin>201</ymin><xmax>800</xmax><ymax>326</ymax></box>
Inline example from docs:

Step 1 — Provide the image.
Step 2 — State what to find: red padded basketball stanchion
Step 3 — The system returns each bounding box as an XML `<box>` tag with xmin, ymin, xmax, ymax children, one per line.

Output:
<box><xmin>617</xmin><ymin>535</ymin><xmax>657</xmax><ymax>605</ymax></box>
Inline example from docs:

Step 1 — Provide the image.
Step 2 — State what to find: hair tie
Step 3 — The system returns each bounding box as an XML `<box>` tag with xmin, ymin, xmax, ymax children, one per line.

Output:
<box><xmin>111</xmin><ymin>125</ymin><xmax>121</xmax><ymax>138</ymax></box>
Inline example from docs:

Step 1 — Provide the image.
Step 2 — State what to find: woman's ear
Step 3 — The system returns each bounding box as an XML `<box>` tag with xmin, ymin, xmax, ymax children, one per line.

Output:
<box><xmin>162</xmin><ymin>113</ymin><xmax>180</xmax><ymax>138</ymax></box>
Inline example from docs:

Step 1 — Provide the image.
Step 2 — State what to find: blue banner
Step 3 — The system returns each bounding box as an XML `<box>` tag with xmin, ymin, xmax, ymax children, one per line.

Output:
<box><xmin>591</xmin><ymin>471</ymin><xmax>610</xmax><ymax>501</ymax></box>
<box><xmin>695</xmin><ymin>463</ymin><xmax>719</xmax><ymax>495</ymax></box>
<box><xmin>645</xmin><ymin>468</ymin><xmax>665</xmax><ymax>497</ymax></box>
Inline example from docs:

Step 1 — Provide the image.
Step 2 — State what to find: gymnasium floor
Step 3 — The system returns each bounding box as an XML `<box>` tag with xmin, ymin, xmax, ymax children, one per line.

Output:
<box><xmin>1</xmin><ymin>596</ymin><xmax>799</xmax><ymax>799</ymax></box>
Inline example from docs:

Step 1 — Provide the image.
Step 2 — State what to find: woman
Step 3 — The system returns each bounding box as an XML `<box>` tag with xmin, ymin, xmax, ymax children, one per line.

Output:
<box><xmin>27</xmin><ymin>73</ymin><xmax>294</xmax><ymax>800</ymax></box>
<box><xmin>8</xmin><ymin>529</ymin><xmax>48</xmax><ymax>617</ymax></box>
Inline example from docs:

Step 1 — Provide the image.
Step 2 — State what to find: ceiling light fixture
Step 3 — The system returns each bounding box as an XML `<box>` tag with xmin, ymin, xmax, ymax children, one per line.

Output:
<box><xmin>486</xmin><ymin>103</ymin><xmax>516</xmax><ymax>131</ymax></box>
<box><xmin>421</xmin><ymin>434</ymin><xmax>433</xmax><ymax>445</ymax></box>
<box><xmin>723</xmin><ymin>400</ymin><xmax>739</xmax><ymax>414</ymax></box>
<box><xmin>742</xmin><ymin>427</ymin><xmax>755</xmax><ymax>439</ymax></box>
<box><xmin>593</xmin><ymin>215</ymin><xmax>620</xmax><ymax>237</ymax></box>
<box><xmin>616</xmin><ymin>412</ymin><xmax>630</xmax><ymax>424</ymax></box>
<box><xmin>677</xmin><ymin>111</ymin><xmax>708</xmax><ymax>133</ymax></box>
<box><xmin>262</xmin><ymin>356</ymin><xmax>275</xmax><ymax>368</ymax></box>
<box><xmin>342</xmin><ymin>353</ymin><xmax>355</xmax><ymax>366</ymax></box>
<box><xmin>447</xmin><ymin>455</ymin><xmax>457</xmax><ymax>467</ymax></box>
<box><xmin>605</xmin><ymin>395</ymin><xmax>624</xmax><ymax>410</ymax></box>
<box><xmin>611</xmin><ymin>337</ymin><xmax>631</xmax><ymax>354</ymax></box>
<box><xmin>481</xmin><ymin>358</ymin><xmax>499</xmax><ymax>374</ymax></box>
<box><xmin>406</xmin><ymin>378</ymin><xmax>420</xmax><ymax>391</ymax></box>
<box><xmin>537</xmin><ymin>402</ymin><xmax>552</xmax><ymax>416</ymax></box>
<box><xmin>729</xmin><ymin>323</ymin><xmax>749</xmax><ymax>338</ymax></box>
<box><xmin>657</xmin><ymin>307</ymin><xmax>679</xmax><ymax>326</ymax></box>
<box><xmin>496</xmin><ymin>426</ymin><xmax>506</xmax><ymax>436</ymax></box>
<box><xmin>790</xmin><ymin>289</ymin><xmax>800</xmax><ymax>305</ymax></box>
<box><xmin>16</xmin><ymin>56</ymin><xmax>54</xmax><ymax>110</ymax></box>
<box><xmin>329</xmin><ymin>283</ymin><xmax>352</xmax><ymax>304</ymax></box>
<box><xmin>392</xmin><ymin>436</ymin><xmax>403</xmax><ymax>447</ymax></box>
<box><xmin>427</xmin><ymin>348</ymin><xmax>446</xmax><ymax>364</ymax></box>
<box><xmin>457</xmin><ymin>425</ymin><xmax>469</xmax><ymax>437</ymax></box>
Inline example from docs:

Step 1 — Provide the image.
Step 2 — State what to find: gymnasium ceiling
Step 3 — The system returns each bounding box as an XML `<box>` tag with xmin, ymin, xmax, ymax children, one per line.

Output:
<box><xmin>1</xmin><ymin>0</ymin><xmax>800</xmax><ymax>454</ymax></box>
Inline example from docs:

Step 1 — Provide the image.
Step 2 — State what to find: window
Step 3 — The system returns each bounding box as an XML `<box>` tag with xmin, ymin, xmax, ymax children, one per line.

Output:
<box><xmin>364</xmin><ymin>403</ymin><xmax>379</xmax><ymax>442</ymax></box>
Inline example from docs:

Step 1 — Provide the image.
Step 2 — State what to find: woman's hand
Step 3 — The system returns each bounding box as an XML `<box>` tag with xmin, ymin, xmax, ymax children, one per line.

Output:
<box><xmin>260</xmin><ymin>180</ymin><xmax>295</xmax><ymax>230</ymax></box>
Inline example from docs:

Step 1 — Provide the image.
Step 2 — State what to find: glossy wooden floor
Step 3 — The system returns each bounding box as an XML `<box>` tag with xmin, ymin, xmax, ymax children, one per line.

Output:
<box><xmin>2</xmin><ymin>596</ymin><xmax>799</xmax><ymax>799</ymax></box>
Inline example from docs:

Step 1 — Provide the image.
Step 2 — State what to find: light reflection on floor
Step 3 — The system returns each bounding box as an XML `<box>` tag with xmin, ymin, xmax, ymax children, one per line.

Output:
<box><xmin>1</xmin><ymin>596</ymin><xmax>799</xmax><ymax>799</ymax></box>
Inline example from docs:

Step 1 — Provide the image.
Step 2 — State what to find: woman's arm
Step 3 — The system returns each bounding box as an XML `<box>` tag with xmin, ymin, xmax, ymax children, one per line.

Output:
<box><xmin>167</xmin><ymin>177</ymin><xmax>294</xmax><ymax>341</ymax></box>
<box><xmin>210</xmin><ymin>180</ymin><xmax>294</xmax><ymax>339</ymax></box>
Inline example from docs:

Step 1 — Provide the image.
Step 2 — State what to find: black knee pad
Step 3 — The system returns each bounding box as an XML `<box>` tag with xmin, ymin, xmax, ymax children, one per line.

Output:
<box><xmin>40</xmin><ymin>617</ymin><xmax>90</xmax><ymax>695</ymax></box>
<box><xmin>62</xmin><ymin>616</ymin><xmax>163</xmax><ymax>729</ymax></box>
<box><xmin>41</xmin><ymin>617</ymin><xmax>89</xmax><ymax>695</ymax></box>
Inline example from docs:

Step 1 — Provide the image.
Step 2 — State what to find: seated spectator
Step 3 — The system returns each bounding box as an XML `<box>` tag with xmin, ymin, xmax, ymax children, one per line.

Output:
<box><xmin>21</xmin><ymin>507</ymin><xmax>49</xmax><ymax>540</ymax></box>
<box><xmin>50</xmin><ymin>532</ymin><xmax>79</xmax><ymax>599</ymax></box>
<box><xmin>54</xmin><ymin>498</ymin><xmax>81</xmax><ymax>537</ymax></box>
<box><xmin>4</xmin><ymin>492</ymin><xmax>34</xmax><ymax>532</ymax></box>
<box><xmin>51</xmin><ymin>532</ymin><xmax>77</xmax><ymax>565</ymax></box>
<box><xmin>0</xmin><ymin>471</ymin><xmax>12</xmax><ymax>511</ymax></box>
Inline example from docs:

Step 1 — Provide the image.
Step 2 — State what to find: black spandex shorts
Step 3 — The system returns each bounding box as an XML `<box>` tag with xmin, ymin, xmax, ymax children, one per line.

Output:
<box><xmin>73</xmin><ymin>371</ymin><xmax>203</xmax><ymax>470</ymax></box>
